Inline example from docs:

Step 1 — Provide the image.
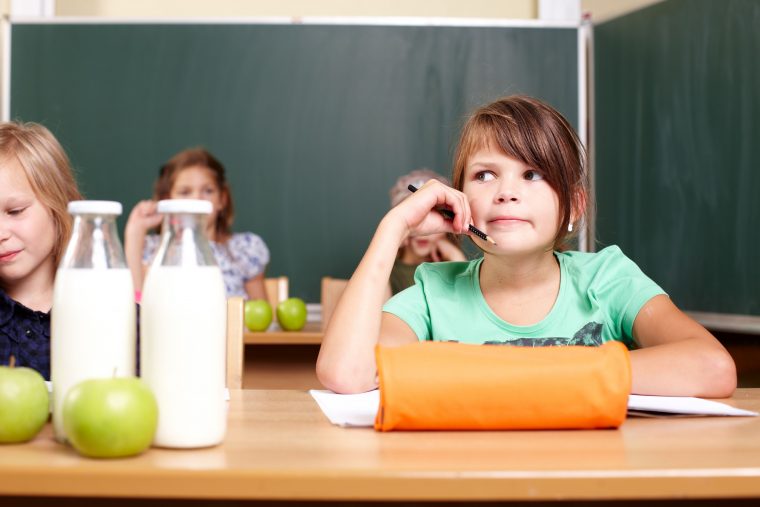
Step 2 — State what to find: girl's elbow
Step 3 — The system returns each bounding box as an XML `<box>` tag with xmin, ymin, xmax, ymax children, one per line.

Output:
<box><xmin>713</xmin><ymin>350</ymin><xmax>737</xmax><ymax>397</ymax></box>
<box><xmin>316</xmin><ymin>356</ymin><xmax>368</xmax><ymax>394</ymax></box>
<box><xmin>701</xmin><ymin>347</ymin><xmax>737</xmax><ymax>398</ymax></box>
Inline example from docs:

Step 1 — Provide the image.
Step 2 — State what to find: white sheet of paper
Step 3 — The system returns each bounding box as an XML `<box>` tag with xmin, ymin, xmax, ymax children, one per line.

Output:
<box><xmin>310</xmin><ymin>389</ymin><xmax>379</xmax><ymax>427</ymax></box>
<box><xmin>309</xmin><ymin>389</ymin><xmax>757</xmax><ymax>427</ymax></box>
<box><xmin>627</xmin><ymin>394</ymin><xmax>757</xmax><ymax>417</ymax></box>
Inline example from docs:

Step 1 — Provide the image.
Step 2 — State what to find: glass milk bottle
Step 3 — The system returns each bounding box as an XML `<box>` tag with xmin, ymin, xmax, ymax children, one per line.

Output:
<box><xmin>140</xmin><ymin>199</ymin><xmax>227</xmax><ymax>448</ymax></box>
<box><xmin>51</xmin><ymin>201</ymin><xmax>136</xmax><ymax>442</ymax></box>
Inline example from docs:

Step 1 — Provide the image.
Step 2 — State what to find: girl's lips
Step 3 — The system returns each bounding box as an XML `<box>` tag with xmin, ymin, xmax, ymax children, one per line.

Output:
<box><xmin>0</xmin><ymin>250</ymin><xmax>20</xmax><ymax>262</ymax></box>
<box><xmin>488</xmin><ymin>217</ymin><xmax>528</xmax><ymax>226</ymax></box>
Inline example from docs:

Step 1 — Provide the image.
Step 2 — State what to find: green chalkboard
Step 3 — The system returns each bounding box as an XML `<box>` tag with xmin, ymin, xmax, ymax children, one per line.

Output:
<box><xmin>11</xmin><ymin>22</ymin><xmax>578</xmax><ymax>302</ymax></box>
<box><xmin>595</xmin><ymin>0</ymin><xmax>760</xmax><ymax>315</ymax></box>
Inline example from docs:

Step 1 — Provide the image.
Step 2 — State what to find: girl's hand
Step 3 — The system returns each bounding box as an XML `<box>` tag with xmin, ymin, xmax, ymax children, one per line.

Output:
<box><xmin>387</xmin><ymin>180</ymin><xmax>472</xmax><ymax>240</ymax></box>
<box><xmin>125</xmin><ymin>200</ymin><xmax>162</xmax><ymax>235</ymax></box>
<box><xmin>431</xmin><ymin>237</ymin><xmax>467</xmax><ymax>262</ymax></box>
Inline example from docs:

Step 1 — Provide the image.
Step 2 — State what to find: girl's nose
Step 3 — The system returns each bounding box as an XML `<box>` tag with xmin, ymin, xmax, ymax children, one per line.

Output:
<box><xmin>0</xmin><ymin>222</ymin><xmax>10</xmax><ymax>241</ymax></box>
<box><xmin>494</xmin><ymin>178</ymin><xmax>520</xmax><ymax>203</ymax></box>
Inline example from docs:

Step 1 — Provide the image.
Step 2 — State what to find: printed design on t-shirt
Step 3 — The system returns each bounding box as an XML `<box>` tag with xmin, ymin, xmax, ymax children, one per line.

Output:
<box><xmin>482</xmin><ymin>322</ymin><xmax>603</xmax><ymax>347</ymax></box>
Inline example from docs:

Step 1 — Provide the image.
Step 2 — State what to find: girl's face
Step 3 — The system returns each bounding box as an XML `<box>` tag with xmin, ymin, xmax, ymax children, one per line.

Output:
<box><xmin>0</xmin><ymin>157</ymin><xmax>57</xmax><ymax>288</ymax></box>
<box><xmin>462</xmin><ymin>144</ymin><xmax>560</xmax><ymax>256</ymax></box>
<box><xmin>170</xmin><ymin>165</ymin><xmax>226</xmax><ymax>221</ymax></box>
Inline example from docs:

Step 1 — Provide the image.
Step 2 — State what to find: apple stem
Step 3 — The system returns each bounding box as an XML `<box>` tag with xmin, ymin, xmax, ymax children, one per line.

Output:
<box><xmin>9</xmin><ymin>355</ymin><xmax>15</xmax><ymax>368</ymax></box>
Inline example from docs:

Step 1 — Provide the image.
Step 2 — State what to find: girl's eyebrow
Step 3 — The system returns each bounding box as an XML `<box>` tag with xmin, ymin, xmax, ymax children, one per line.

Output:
<box><xmin>467</xmin><ymin>160</ymin><xmax>500</xmax><ymax>170</ymax></box>
<box><xmin>2</xmin><ymin>194</ymin><xmax>33</xmax><ymax>206</ymax></box>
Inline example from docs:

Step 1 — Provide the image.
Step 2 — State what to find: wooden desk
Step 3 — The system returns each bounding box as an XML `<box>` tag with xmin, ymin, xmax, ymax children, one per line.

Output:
<box><xmin>2</xmin><ymin>389</ymin><xmax>760</xmax><ymax>505</ymax></box>
<box><xmin>687</xmin><ymin>311</ymin><xmax>760</xmax><ymax>334</ymax></box>
<box><xmin>243</xmin><ymin>322</ymin><xmax>323</xmax><ymax>389</ymax></box>
<box><xmin>244</xmin><ymin>321</ymin><xmax>323</xmax><ymax>345</ymax></box>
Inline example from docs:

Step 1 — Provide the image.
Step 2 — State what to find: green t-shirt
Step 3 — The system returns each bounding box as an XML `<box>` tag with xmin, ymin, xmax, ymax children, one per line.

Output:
<box><xmin>382</xmin><ymin>245</ymin><xmax>665</xmax><ymax>349</ymax></box>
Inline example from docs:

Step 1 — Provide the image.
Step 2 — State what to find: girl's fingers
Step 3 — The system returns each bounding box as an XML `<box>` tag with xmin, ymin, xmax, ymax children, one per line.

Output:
<box><xmin>445</xmin><ymin>186</ymin><xmax>470</xmax><ymax>235</ymax></box>
<box><xmin>407</xmin><ymin>180</ymin><xmax>473</xmax><ymax>237</ymax></box>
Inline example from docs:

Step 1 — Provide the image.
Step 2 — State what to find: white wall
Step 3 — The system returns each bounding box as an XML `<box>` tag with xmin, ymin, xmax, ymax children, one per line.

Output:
<box><xmin>52</xmin><ymin>0</ymin><xmax>536</xmax><ymax>19</ymax></box>
<box><xmin>2</xmin><ymin>0</ymin><xmax>665</xmax><ymax>22</ymax></box>
<box><xmin>582</xmin><ymin>0</ymin><xmax>664</xmax><ymax>22</ymax></box>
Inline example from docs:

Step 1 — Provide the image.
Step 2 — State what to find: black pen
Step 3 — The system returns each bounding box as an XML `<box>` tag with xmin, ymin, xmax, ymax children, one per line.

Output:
<box><xmin>407</xmin><ymin>184</ymin><xmax>497</xmax><ymax>245</ymax></box>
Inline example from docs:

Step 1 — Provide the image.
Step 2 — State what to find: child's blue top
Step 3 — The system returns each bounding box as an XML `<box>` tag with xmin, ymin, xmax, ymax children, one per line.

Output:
<box><xmin>382</xmin><ymin>245</ymin><xmax>665</xmax><ymax>349</ymax></box>
<box><xmin>0</xmin><ymin>289</ymin><xmax>50</xmax><ymax>379</ymax></box>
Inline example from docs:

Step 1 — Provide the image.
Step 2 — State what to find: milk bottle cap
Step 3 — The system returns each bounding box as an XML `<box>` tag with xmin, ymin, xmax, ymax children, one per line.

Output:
<box><xmin>67</xmin><ymin>200</ymin><xmax>122</xmax><ymax>215</ymax></box>
<box><xmin>157</xmin><ymin>199</ymin><xmax>212</xmax><ymax>214</ymax></box>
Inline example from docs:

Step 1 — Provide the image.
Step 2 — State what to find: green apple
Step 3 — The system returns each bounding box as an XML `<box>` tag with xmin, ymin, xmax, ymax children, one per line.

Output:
<box><xmin>63</xmin><ymin>377</ymin><xmax>158</xmax><ymax>459</ymax></box>
<box><xmin>244</xmin><ymin>299</ymin><xmax>273</xmax><ymax>332</ymax></box>
<box><xmin>276</xmin><ymin>297</ymin><xmax>307</xmax><ymax>331</ymax></box>
<box><xmin>0</xmin><ymin>365</ymin><xmax>49</xmax><ymax>443</ymax></box>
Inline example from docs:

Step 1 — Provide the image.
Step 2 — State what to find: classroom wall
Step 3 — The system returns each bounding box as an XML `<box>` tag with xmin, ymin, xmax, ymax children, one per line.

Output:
<box><xmin>53</xmin><ymin>0</ymin><xmax>536</xmax><ymax>19</ymax></box>
<box><xmin>582</xmin><ymin>0</ymin><xmax>664</xmax><ymax>22</ymax></box>
<box><xmin>1</xmin><ymin>0</ymin><xmax>664</xmax><ymax>21</ymax></box>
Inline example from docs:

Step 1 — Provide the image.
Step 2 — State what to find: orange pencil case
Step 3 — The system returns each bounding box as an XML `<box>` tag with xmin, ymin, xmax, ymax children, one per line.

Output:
<box><xmin>374</xmin><ymin>341</ymin><xmax>631</xmax><ymax>431</ymax></box>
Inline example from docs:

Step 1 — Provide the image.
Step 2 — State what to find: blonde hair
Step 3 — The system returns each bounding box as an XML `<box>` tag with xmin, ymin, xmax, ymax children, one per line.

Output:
<box><xmin>0</xmin><ymin>122</ymin><xmax>82</xmax><ymax>265</ymax></box>
<box><xmin>389</xmin><ymin>168</ymin><xmax>450</xmax><ymax>208</ymax></box>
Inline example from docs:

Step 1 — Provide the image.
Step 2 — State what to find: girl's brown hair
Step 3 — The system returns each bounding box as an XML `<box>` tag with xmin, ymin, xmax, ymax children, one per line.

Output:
<box><xmin>154</xmin><ymin>148</ymin><xmax>234</xmax><ymax>238</ymax></box>
<box><xmin>452</xmin><ymin>95</ymin><xmax>589</xmax><ymax>249</ymax></box>
<box><xmin>0</xmin><ymin>121</ymin><xmax>83</xmax><ymax>265</ymax></box>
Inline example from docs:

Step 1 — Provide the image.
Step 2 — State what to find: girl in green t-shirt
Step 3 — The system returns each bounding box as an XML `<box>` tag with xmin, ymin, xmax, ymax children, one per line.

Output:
<box><xmin>317</xmin><ymin>95</ymin><xmax>736</xmax><ymax>399</ymax></box>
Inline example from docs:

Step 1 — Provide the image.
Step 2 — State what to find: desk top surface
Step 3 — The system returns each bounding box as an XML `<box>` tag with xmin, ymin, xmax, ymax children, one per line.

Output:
<box><xmin>2</xmin><ymin>389</ymin><xmax>760</xmax><ymax>502</ymax></box>
<box><xmin>244</xmin><ymin>321</ymin><xmax>323</xmax><ymax>344</ymax></box>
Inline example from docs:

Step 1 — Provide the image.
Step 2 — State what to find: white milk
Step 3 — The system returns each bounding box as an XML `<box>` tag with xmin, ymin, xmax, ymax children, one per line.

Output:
<box><xmin>140</xmin><ymin>265</ymin><xmax>227</xmax><ymax>448</ymax></box>
<box><xmin>50</xmin><ymin>268</ymin><xmax>136</xmax><ymax>442</ymax></box>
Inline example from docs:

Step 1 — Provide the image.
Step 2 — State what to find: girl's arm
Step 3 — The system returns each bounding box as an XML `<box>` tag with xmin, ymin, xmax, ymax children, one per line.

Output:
<box><xmin>316</xmin><ymin>181</ymin><xmax>472</xmax><ymax>394</ymax></box>
<box><xmin>630</xmin><ymin>294</ymin><xmax>737</xmax><ymax>398</ymax></box>
<box><xmin>244</xmin><ymin>272</ymin><xmax>268</xmax><ymax>301</ymax></box>
<box><xmin>124</xmin><ymin>200</ymin><xmax>162</xmax><ymax>294</ymax></box>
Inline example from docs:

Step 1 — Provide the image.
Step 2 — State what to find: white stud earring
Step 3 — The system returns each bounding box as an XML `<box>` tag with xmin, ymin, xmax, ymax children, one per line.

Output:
<box><xmin>568</xmin><ymin>222</ymin><xmax>574</xmax><ymax>232</ymax></box>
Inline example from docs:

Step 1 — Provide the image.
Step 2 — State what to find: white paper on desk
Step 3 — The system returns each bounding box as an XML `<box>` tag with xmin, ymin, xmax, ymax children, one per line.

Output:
<box><xmin>309</xmin><ymin>390</ymin><xmax>757</xmax><ymax>427</ymax></box>
<box><xmin>628</xmin><ymin>394</ymin><xmax>757</xmax><ymax>417</ymax></box>
<box><xmin>310</xmin><ymin>389</ymin><xmax>379</xmax><ymax>427</ymax></box>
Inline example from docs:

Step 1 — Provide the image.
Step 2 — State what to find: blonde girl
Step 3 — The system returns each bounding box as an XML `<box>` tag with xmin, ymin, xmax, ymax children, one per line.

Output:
<box><xmin>0</xmin><ymin>121</ymin><xmax>82</xmax><ymax>379</ymax></box>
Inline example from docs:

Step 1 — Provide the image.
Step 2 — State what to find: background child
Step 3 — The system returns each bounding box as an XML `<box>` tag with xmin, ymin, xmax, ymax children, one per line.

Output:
<box><xmin>388</xmin><ymin>169</ymin><xmax>466</xmax><ymax>295</ymax></box>
<box><xmin>0</xmin><ymin>121</ymin><xmax>83</xmax><ymax>379</ymax></box>
<box><xmin>317</xmin><ymin>95</ymin><xmax>736</xmax><ymax>398</ymax></box>
<box><xmin>125</xmin><ymin>148</ymin><xmax>269</xmax><ymax>301</ymax></box>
